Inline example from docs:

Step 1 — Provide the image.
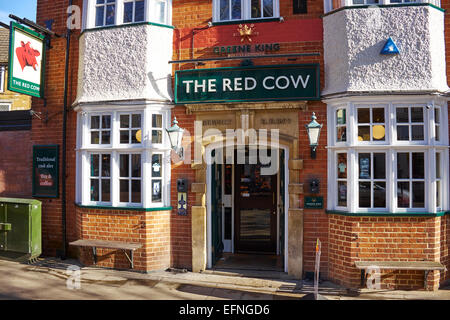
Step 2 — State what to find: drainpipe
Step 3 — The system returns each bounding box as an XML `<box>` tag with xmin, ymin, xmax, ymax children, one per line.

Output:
<box><xmin>61</xmin><ymin>0</ymin><xmax>72</xmax><ymax>260</ymax></box>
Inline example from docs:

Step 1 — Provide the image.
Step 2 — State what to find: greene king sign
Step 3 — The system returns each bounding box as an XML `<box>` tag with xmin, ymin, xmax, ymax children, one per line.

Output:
<box><xmin>175</xmin><ymin>64</ymin><xmax>320</xmax><ymax>104</ymax></box>
<box><xmin>8</xmin><ymin>22</ymin><xmax>46</xmax><ymax>98</ymax></box>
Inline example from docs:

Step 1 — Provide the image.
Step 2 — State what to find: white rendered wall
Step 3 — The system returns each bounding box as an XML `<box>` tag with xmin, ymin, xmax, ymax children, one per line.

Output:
<box><xmin>323</xmin><ymin>6</ymin><xmax>449</xmax><ymax>96</ymax></box>
<box><xmin>75</xmin><ymin>24</ymin><xmax>173</xmax><ymax>104</ymax></box>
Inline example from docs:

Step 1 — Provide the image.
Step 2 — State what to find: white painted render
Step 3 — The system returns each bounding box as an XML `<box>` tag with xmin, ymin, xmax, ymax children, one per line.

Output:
<box><xmin>75</xmin><ymin>24</ymin><xmax>173</xmax><ymax>104</ymax></box>
<box><xmin>323</xmin><ymin>6</ymin><xmax>449</xmax><ymax>96</ymax></box>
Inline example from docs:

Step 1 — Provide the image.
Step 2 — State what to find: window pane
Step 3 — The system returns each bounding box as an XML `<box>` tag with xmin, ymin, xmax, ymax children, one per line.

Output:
<box><xmin>132</xmin><ymin>154</ymin><xmax>141</xmax><ymax>177</ymax></box>
<box><xmin>120</xmin><ymin>180</ymin><xmax>129</xmax><ymax>202</ymax></box>
<box><xmin>132</xmin><ymin>114</ymin><xmax>141</xmax><ymax>128</ymax></box>
<box><xmin>359</xmin><ymin>154</ymin><xmax>371</xmax><ymax>179</ymax></box>
<box><xmin>156</xmin><ymin>0</ymin><xmax>166</xmax><ymax>23</ymax></box>
<box><xmin>337</xmin><ymin>126</ymin><xmax>346</xmax><ymax>142</ymax></box>
<box><xmin>437</xmin><ymin>180</ymin><xmax>441</xmax><ymax>208</ymax></box>
<box><xmin>120</xmin><ymin>130</ymin><xmax>130</xmax><ymax>144</ymax></box>
<box><xmin>397</xmin><ymin>182</ymin><xmax>409</xmax><ymax>208</ymax></box>
<box><xmin>436</xmin><ymin>125</ymin><xmax>440</xmax><ymax>141</ymax></box>
<box><xmin>337</xmin><ymin>153</ymin><xmax>347</xmax><ymax>179</ymax></box>
<box><xmin>131</xmin><ymin>180</ymin><xmax>141</xmax><ymax>203</ymax></box>
<box><xmin>411</xmin><ymin>107</ymin><xmax>423</xmax><ymax>122</ymax></box>
<box><xmin>95</xmin><ymin>6</ymin><xmax>105</xmax><ymax>26</ymax></box>
<box><xmin>152</xmin><ymin>130</ymin><xmax>162</xmax><ymax>144</ymax></box>
<box><xmin>358</xmin><ymin>126</ymin><xmax>370</xmax><ymax>141</ymax></box>
<box><xmin>120</xmin><ymin>115</ymin><xmax>130</xmax><ymax>128</ymax></box>
<box><xmin>359</xmin><ymin>182</ymin><xmax>371</xmax><ymax>208</ymax></box>
<box><xmin>412</xmin><ymin>153</ymin><xmax>424</xmax><ymax>179</ymax></box>
<box><xmin>436</xmin><ymin>153</ymin><xmax>441</xmax><ymax>179</ymax></box>
<box><xmin>411</xmin><ymin>125</ymin><xmax>424</xmax><ymax>140</ymax></box>
<box><xmin>120</xmin><ymin>154</ymin><xmax>129</xmax><ymax>177</ymax></box>
<box><xmin>135</xmin><ymin>1</ymin><xmax>145</xmax><ymax>22</ymax></box>
<box><xmin>123</xmin><ymin>1</ymin><xmax>133</xmax><ymax>23</ymax></box>
<box><xmin>152</xmin><ymin>180</ymin><xmax>162</xmax><ymax>202</ymax></box>
<box><xmin>373</xmin><ymin>153</ymin><xmax>385</xmax><ymax>179</ymax></box>
<box><xmin>336</xmin><ymin>109</ymin><xmax>346</xmax><ymax>125</ymax></box>
<box><xmin>102</xmin><ymin>179</ymin><xmax>110</xmax><ymax>202</ymax></box>
<box><xmin>358</xmin><ymin>108</ymin><xmax>370</xmax><ymax>123</ymax></box>
<box><xmin>373</xmin><ymin>182</ymin><xmax>386</xmax><ymax>208</ymax></box>
<box><xmin>102</xmin><ymin>115</ymin><xmax>111</xmax><ymax>129</ymax></box>
<box><xmin>251</xmin><ymin>0</ymin><xmax>261</xmax><ymax>18</ymax></box>
<box><xmin>396</xmin><ymin>108</ymin><xmax>409</xmax><ymax>123</ymax></box>
<box><xmin>263</xmin><ymin>0</ymin><xmax>273</xmax><ymax>17</ymax></box>
<box><xmin>91</xmin><ymin>179</ymin><xmax>99</xmax><ymax>201</ymax></box>
<box><xmin>412</xmin><ymin>182</ymin><xmax>424</xmax><ymax>208</ymax></box>
<box><xmin>372</xmin><ymin>108</ymin><xmax>384</xmax><ymax>123</ymax></box>
<box><xmin>397</xmin><ymin>125</ymin><xmax>409</xmax><ymax>141</ymax></box>
<box><xmin>106</xmin><ymin>4</ymin><xmax>115</xmax><ymax>25</ymax></box>
<box><xmin>102</xmin><ymin>155</ymin><xmax>111</xmax><ymax>177</ymax></box>
<box><xmin>435</xmin><ymin>108</ymin><xmax>440</xmax><ymax>124</ymax></box>
<box><xmin>152</xmin><ymin>114</ymin><xmax>162</xmax><ymax>128</ymax></box>
<box><xmin>232</xmin><ymin>0</ymin><xmax>241</xmax><ymax>19</ymax></box>
<box><xmin>152</xmin><ymin>154</ymin><xmax>162</xmax><ymax>177</ymax></box>
<box><xmin>101</xmin><ymin>131</ymin><xmax>110</xmax><ymax>144</ymax></box>
<box><xmin>397</xmin><ymin>153</ymin><xmax>409</xmax><ymax>179</ymax></box>
<box><xmin>91</xmin><ymin>116</ymin><xmax>100</xmax><ymax>129</ymax></box>
<box><xmin>91</xmin><ymin>154</ymin><xmax>99</xmax><ymax>177</ymax></box>
<box><xmin>91</xmin><ymin>131</ymin><xmax>100</xmax><ymax>144</ymax></box>
<box><xmin>220</xmin><ymin>0</ymin><xmax>230</xmax><ymax>20</ymax></box>
<box><xmin>131</xmin><ymin>130</ymin><xmax>139</xmax><ymax>144</ymax></box>
<box><xmin>338</xmin><ymin>182</ymin><xmax>347</xmax><ymax>207</ymax></box>
<box><xmin>97</xmin><ymin>0</ymin><xmax>105</xmax><ymax>3</ymax></box>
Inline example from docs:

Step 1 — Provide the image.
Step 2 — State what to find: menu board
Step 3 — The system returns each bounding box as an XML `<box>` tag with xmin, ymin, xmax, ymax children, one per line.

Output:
<box><xmin>32</xmin><ymin>145</ymin><xmax>59</xmax><ymax>198</ymax></box>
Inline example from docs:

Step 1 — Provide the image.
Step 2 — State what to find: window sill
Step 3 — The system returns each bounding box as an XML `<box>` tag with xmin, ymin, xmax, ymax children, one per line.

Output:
<box><xmin>80</xmin><ymin>21</ymin><xmax>174</xmax><ymax>36</ymax></box>
<box><xmin>323</xmin><ymin>3</ymin><xmax>445</xmax><ymax>17</ymax></box>
<box><xmin>325</xmin><ymin>209</ymin><xmax>449</xmax><ymax>217</ymax></box>
<box><xmin>212</xmin><ymin>17</ymin><xmax>282</xmax><ymax>26</ymax></box>
<box><xmin>75</xmin><ymin>203</ymin><xmax>172</xmax><ymax>212</ymax></box>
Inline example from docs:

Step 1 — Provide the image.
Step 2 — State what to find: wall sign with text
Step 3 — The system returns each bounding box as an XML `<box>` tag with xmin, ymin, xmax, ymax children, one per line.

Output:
<box><xmin>175</xmin><ymin>64</ymin><xmax>320</xmax><ymax>104</ymax></box>
<box><xmin>8</xmin><ymin>22</ymin><xmax>46</xmax><ymax>98</ymax></box>
<box><xmin>33</xmin><ymin>145</ymin><xmax>59</xmax><ymax>198</ymax></box>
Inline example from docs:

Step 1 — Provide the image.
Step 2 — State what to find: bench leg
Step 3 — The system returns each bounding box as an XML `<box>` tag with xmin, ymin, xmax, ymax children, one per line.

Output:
<box><xmin>360</xmin><ymin>269</ymin><xmax>366</xmax><ymax>287</ymax></box>
<box><xmin>122</xmin><ymin>249</ymin><xmax>134</xmax><ymax>269</ymax></box>
<box><xmin>424</xmin><ymin>270</ymin><xmax>430</xmax><ymax>290</ymax></box>
<box><xmin>92</xmin><ymin>247</ymin><xmax>97</xmax><ymax>265</ymax></box>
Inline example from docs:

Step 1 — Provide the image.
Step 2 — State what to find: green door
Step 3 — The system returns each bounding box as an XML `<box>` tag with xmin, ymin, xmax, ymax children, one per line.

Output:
<box><xmin>0</xmin><ymin>203</ymin><xmax>6</xmax><ymax>251</ymax></box>
<box><xmin>211</xmin><ymin>157</ymin><xmax>223</xmax><ymax>264</ymax></box>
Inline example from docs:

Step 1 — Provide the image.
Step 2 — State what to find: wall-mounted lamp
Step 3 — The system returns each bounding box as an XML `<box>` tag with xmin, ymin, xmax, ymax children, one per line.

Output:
<box><xmin>305</xmin><ymin>112</ymin><xmax>323</xmax><ymax>159</ymax></box>
<box><xmin>166</xmin><ymin>117</ymin><xmax>184</xmax><ymax>159</ymax></box>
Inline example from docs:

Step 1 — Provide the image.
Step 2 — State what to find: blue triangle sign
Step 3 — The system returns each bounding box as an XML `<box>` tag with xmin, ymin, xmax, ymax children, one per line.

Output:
<box><xmin>381</xmin><ymin>37</ymin><xmax>400</xmax><ymax>55</ymax></box>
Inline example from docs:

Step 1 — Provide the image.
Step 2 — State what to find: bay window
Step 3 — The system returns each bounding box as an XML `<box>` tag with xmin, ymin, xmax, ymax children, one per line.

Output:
<box><xmin>328</xmin><ymin>99</ymin><xmax>448</xmax><ymax>213</ymax></box>
<box><xmin>85</xmin><ymin>0</ymin><xmax>172</xmax><ymax>29</ymax></box>
<box><xmin>214</xmin><ymin>0</ymin><xmax>280</xmax><ymax>22</ymax></box>
<box><xmin>77</xmin><ymin>107</ymin><xmax>171</xmax><ymax>208</ymax></box>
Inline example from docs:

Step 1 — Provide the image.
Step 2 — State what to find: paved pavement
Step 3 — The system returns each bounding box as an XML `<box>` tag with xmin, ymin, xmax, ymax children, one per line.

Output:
<box><xmin>0</xmin><ymin>257</ymin><xmax>449</xmax><ymax>300</ymax></box>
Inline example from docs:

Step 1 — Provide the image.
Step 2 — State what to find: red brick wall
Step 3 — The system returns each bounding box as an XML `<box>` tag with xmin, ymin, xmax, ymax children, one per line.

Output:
<box><xmin>441</xmin><ymin>215</ymin><xmax>450</xmax><ymax>285</ymax></box>
<box><xmin>76</xmin><ymin>207</ymin><xmax>171</xmax><ymax>271</ymax></box>
<box><xmin>0</xmin><ymin>130</ymin><xmax>32</xmax><ymax>198</ymax></box>
<box><xmin>329</xmin><ymin>215</ymin><xmax>443</xmax><ymax>290</ymax></box>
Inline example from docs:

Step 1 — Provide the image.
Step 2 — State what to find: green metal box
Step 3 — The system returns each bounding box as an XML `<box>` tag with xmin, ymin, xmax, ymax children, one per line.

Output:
<box><xmin>0</xmin><ymin>198</ymin><xmax>42</xmax><ymax>262</ymax></box>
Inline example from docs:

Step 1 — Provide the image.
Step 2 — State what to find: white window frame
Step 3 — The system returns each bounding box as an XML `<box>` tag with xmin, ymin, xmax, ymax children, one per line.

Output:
<box><xmin>327</xmin><ymin>98</ymin><xmax>449</xmax><ymax>214</ymax></box>
<box><xmin>357</xmin><ymin>152</ymin><xmax>387</xmax><ymax>210</ymax></box>
<box><xmin>89</xmin><ymin>113</ymin><xmax>112</xmax><ymax>146</ymax></box>
<box><xmin>335</xmin><ymin>107</ymin><xmax>347</xmax><ymax>144</ymax></box>
<box><xmin>84</xmin><ymin>0</ymin><xmax>172</xmax><ymax>29</ymax></box>
<box><xmin>88</xmin><ymin>153</ymin><xmax>112</xmax><ymax>205</ymax></box>
<box><xmin>118</xmin><ymin>152</ymin><xmax>143</xmax><ymax>206</ymax></box>
<box><xmin>213</xmin><ymin>0</ymin><xmax>280</xmax><ymax>23</ymax></box>
<box><xmin>94</xmin><ymin>0</ymin><xmax>117</xmax><ymax>27</ymax></box>
<box><xmin>118</xmin><ymin>111</ymin><xmax>143</xmax><ymax>146</ymax></box>
<box><xmin>77</xmin><ymin>107</ymin><xmax>171</xmax><ymax>208</ymax></box>
<box><xmin>150</xmin><ymin>152</ymin><xmax>164</xmax><ymax>205</ymax></box>
<box><xmin>394</xmin><ymin>104</ymin><xmax>427</xmax><ymax>144</ymax></box>
<box><xmin>123</xmin><ymin>0</ymin><xmax>146</xmax><ymax>24</ymax></box>
<box><xmin>0</xmin><ymin>66</ymin><xmax>5</xmax><ymax>93</ymax></box>
<box><xmin>336</xmin><ymin>152</ymin><xmax>348</xmax><ymax>210</ymax></box>
<box><xmin>356</xmin><ymin>105</ymin><xmax>388</xmax><ymax>144</ymax></box>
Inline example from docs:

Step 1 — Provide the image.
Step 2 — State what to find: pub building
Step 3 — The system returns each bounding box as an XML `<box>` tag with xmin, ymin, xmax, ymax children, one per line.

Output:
<box><xmin>9</xmin><ymin>0</ymin><xmax>448</xmax><ymax>291</ymax></box>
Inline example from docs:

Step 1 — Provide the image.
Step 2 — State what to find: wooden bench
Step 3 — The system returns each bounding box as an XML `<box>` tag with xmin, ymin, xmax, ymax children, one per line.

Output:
<box><xmin>355</xmin><ymin>261</ymin><xmax>446</xmax><ymax>289</ymax></box>
<box><xmin>69</xmin><ymin>240</ymin><xmax>142</xmax><ymax>269</ymax></box>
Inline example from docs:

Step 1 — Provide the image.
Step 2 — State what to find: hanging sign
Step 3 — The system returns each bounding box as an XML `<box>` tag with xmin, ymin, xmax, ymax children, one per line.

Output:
<box><xmin>32</xmin><ymin>145</ymin><xmax>59</xmax><ymax>198</ymax></box>
<box><xmin>175</xmin><ymin>64</ymin><xmax>320</xmax><ymax>104</ymax></box>
<box><xmin>8</xmin><ymin>22</ymin><xmax>46</xmax><ymax>98</ymax></box>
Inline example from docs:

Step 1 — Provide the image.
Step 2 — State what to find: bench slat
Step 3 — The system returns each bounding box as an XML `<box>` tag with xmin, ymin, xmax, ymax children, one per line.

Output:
<box><xmin>355</xmin><ymin>261</ymin><xmax>445</xmax><ymax>271</ymax></box>
<box><xmin>69</xmin><ymin>240</ymin><xmax>142</xmax><ymax>251</ymax></box>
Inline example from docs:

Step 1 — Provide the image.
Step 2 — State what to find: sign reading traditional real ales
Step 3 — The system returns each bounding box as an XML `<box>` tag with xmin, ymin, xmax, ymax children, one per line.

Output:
<box><xmin>8</xmin><ymin>22</ymin><xmax>46</xmax><ymax>98</ymax></box>
<box><xmin>33</xmin><ymin>145</ymin><xmax>59</xmax><ymax>198</ymax></box>
<box><xmin>175</xmin><ymin>64</ymin><xmax>320</xmax><ymax>104</ymax></box>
